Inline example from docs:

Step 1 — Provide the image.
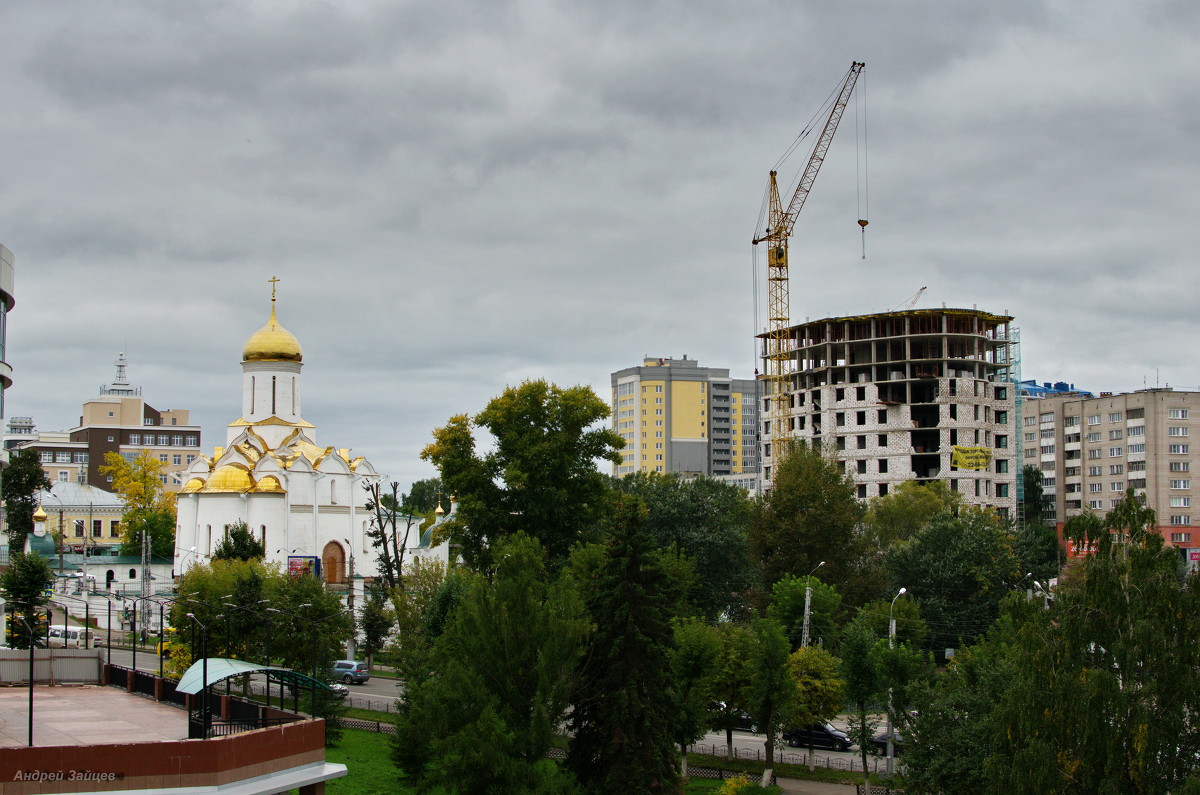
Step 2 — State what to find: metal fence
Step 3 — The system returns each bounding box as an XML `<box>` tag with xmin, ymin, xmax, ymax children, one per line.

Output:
<box><xmin>0</xmin><ymin>648</ymin><xmax>103</xmax><ymax>684</ymax></box>
<box><xmin>686</xmin><ymin>742</ymin><xmax>886</xmax><ymax>775</ymax></box>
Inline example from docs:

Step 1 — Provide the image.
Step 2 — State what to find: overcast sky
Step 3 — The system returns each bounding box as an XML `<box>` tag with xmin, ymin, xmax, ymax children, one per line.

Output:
<box><xmin>2</xmin><ymin>1</ymin><xmax>1197</xmax><ymax>489</ymax></box>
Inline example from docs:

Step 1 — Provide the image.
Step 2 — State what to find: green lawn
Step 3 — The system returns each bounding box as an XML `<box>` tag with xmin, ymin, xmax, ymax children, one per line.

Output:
<box><xmin>324</xmin><ymin>729</ymin><xmax>413</xmax><ymax>795</ymax></box>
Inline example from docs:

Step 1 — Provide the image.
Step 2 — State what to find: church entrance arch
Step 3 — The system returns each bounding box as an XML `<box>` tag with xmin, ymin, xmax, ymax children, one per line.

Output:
<box><xmin>321</xmin><ymin>541</ymin><xmax>346</xmax><ymax>585</ymax></box>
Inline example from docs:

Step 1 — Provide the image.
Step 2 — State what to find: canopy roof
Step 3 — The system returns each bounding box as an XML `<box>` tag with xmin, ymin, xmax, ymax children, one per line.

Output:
<box><xmin>176</xmin><ymin>658</ymin><xmax>333</xmax><ymax>694</ymax></box>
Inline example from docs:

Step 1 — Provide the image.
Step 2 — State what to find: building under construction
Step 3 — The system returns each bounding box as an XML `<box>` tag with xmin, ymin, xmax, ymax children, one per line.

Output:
<box><xmin>760</xmin><ymin>307</ymin><xmax>1019</xmax><ymax>515</ymax></box>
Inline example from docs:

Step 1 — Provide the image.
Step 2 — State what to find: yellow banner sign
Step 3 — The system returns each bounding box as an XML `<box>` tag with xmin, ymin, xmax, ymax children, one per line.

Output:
<box><xmin>951</xmin><ymin>446</ymin><xmax>993</xmax><ymax>470</ymax></box>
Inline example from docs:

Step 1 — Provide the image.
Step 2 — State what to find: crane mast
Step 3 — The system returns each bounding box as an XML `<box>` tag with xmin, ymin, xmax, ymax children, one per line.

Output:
<box><xmin>754</xmin><ymin>61</ymin><xmax>864</xmax><ymax>471</ymax></box>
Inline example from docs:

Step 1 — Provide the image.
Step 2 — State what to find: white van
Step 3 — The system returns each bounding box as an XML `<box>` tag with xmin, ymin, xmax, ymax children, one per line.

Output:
<box><xmin>47</xmin><ymin>625</ymin><xmax>93</xmax><ymax>648</ymax></box>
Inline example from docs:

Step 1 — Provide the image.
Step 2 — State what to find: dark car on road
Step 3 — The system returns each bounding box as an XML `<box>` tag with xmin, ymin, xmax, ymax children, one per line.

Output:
<box><xmin>782</xmin><ymin>722</ymin><xmax>853</xmax><ymax>752</ymax></box>
<box><xmin>331</xmin><ymin>659</ymin><xmax>370</xmax><ymax>684</ymax></box>
<box><xmin>870</xmin><ymin>729</ymin><xmax>904</xmax><ymax>756</ymax></box>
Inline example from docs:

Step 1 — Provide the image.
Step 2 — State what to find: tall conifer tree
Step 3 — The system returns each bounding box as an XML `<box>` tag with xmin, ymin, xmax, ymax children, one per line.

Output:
<box><xmin>568</xmin><ymin>496</ymin><xmax>681</xmax><ymax>793</ymax></box>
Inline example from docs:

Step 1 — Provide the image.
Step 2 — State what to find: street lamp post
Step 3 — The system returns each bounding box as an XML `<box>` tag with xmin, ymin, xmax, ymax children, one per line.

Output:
<box><xmin>186</xmin><ymin>612</ymin><xmax>222</xmax><ymax>738</ymax></box>
<box><xmin>887</xmin><ymin>586</ymin><xmax>907</xmax><ymax>776</ymax></box>
<box><xmin>14</xmin><ymin>606</ymin><xmax>41</xmax><ymax>747</ymax></box>
<box><xmin>800</xmin><ymin>561</ymin><xmax>825</xmax><ymax>648</ymax></box>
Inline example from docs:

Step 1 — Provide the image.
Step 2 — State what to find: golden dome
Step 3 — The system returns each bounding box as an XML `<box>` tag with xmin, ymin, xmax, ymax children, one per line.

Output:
<box><xmin>181</xmin><ymin>478</ymin><xmax>206</xmax><ymax>494</ymax></box>
<box><xmin>33</xmin><ymin>505</ymin><xmax>47</xmax><ymax>522</ymax></box>
<box><xmin>252</xmin><ymin>475</ymin><xmax>286</xmax><ymax>494</ymax></box>
<box><xmin>201</xmin><ymin>465</ymin><xmax>253</xmax><ymax>493</ymax></box>
<box><xmin>242</xmin><ymin>304</ymin><xmax>302</xmax><ymax>363</ymax></box>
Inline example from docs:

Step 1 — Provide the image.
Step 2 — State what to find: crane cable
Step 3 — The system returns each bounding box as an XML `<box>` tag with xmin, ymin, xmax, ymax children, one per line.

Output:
<box><xmin>856</xmin><ymin>71</ymin><xmax>869</xmax><ymax>259</ymax></box>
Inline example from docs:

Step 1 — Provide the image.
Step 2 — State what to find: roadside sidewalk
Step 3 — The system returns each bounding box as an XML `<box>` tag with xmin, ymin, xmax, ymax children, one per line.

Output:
<box><xmin>775</xmin><ymin>778</ymin><xmax>857</xmax><ymax>794</ymax></box>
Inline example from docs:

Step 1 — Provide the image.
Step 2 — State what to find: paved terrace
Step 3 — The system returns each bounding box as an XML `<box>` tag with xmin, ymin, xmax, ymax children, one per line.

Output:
<box><xmin>0</xmin><ymin>685</ymin><xmax>185</xmax><ymax>748</ymax></box>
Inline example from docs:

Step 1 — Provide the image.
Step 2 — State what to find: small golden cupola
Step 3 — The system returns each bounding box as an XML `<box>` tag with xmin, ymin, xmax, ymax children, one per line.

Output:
<box><xmin>242</xmin><ymin>280</ymin><xmax>302</xmax><ymax>363</ymax></box>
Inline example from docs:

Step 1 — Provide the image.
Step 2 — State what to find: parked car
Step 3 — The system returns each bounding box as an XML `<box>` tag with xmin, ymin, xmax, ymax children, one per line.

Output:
<box><xmin>782</xmin><ymin>722</ymin><xmax>853</xmax><ymax>752</ymax></box>
<box><xmin>711</xmin><ymin>702</ymin><xmax>756</xmax><ymax>732</ymax></box>
<box><xmin>870</xmin><ymin>729</ymin><xmax>904</xmax><ymax>756</ymax></box>
<box><xmin>331</xmin><ymin>659</ymin><xmax>370</xmax><ymax>684</ymax></box>
<box><xmin>326</xmin><ymin>681</ymin><xmax>349</xmax><ymax>698</ymax></box>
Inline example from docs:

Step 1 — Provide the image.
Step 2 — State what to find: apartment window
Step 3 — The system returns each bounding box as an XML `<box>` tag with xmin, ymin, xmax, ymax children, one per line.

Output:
<box><xmin>1040</xmin><ymin>445</ymin><xmax>1055</xmax><ymax>455</ymax></box>
<box><xmin>1109</xmin><ymin>447</ymin><xmax>1123</xmax><ymax>457</ymax></box>
<box><xmin>836</xmin><ymin>412</ymin><xmax>846</xmax><ymax>426</ymax></box>
<box><xmin>72</xmin><ymin>452</ymin><xmax>88</xmax><ymax>463</ymax></box>
<box><xmin>57</xmin><ymin>470</ymin><xmax>68</xmax><ymax>481</ymax></box>
<box><xmin>1108</xmin><ymin>412</ymin><xmax>1122</xmax><ymax>423</ymax></box>
<box><xmin>1043</xmin><ymin>476</ymin><xmax>1055</xmax><ymax>487</ymax></box>
<box><xmin>1169</xmin><ymin>408</ymin><xmax>1189</xmax><ymax>419</ymax></box>
<box><xmin>1170</xmin><ymin>497</ymin><xmax>1192</xmax><ymax>508</ymax></box>
<box><xmin>856</xmin><ymin>435</ymin><xmax>867</xmax><ymax>450</ymax></box>
<box><xmin>1170</xmin><ymin>480</ymin><xmax>1191</xmax><ymax>490</ymax></box>
<box><xmin>1086</xmin><ymin>432</ymin><xmax>1101</xmax><ymax>443</ymax></box>
<box><xmin>186</xmin><ymin>436</ymin><xmax>198</xmax><ymax>446</ymax></box>
<box><xmin>879</xmin><ymin>458</ymin><xmax>889</xmax><ymax>473</ymax></box>
<box><xmin>1089</xmin><ymin>500</ymin><xmax>1103</xmax><ymax>510</ymax></box>
<box><xmin>73</xmin><ymin>519</ymin><xmax>84</xmax><ymax>537</ymax></box>
<box><xmin>996</xmin><ymin>411</ymin><xmax>1008</xmax><ymax>425</ymax></box>
<box><xmin>655</xmin><ymin>397</ymin><xmax>663</xmax><ymax>404</ymax></box>
<box><xmin>1089</xmin><ymin>483</ymin><xmax>1103</xmax><ymax>493</ymax></box>
<box><xmin>1024</xmin><ymin>416</ymin><xmax>1036</xmax><ymax>427</ymax></box>
<box><xmin>1171</xmin><ymin>461</ymin><xmax>1190</xmax><ymax>472</ymax></box>
<box><xmin>1064</xmin><ymin>416</ymin><xmax>1080</xmax><ymax>427</ymax></box>
<box><xmin>996</xmin><ymin>459</ymin><xmax>1009</xmax><ymax>473</ymax></box>
<box><xmin>1129</xmin><ymin>460</ymin><xmax>1146</xmax><ymax>472</ymax></box>
<box><xmin>877</xmin><ymin>409</ymin><xmax>888</xmax><ymax>423</ymax></box>
<box><xmin>879</xmin><ymin>484</ymin><xmax>889</xmax><ymax>497</ymax></box>
<box><xmin>1109</xmin><ymin>429</ymin><xmax>1123</xmax><ymax>440</ymax></box>
<box><xmin>1110</xmin><ymin>482</ymin><xmax>1124</xmax><ymax>492</ymax></box>
<box><xmin>111</xmin><ymin>520</ymin><xmax>120</xmax><ymax>537</ymax></box>
<box><xmin>1127</xmin><ymin>425</ymin><xmax>1145</xmax><ymax>437</ymax></box>
<box><xmin>1110</xmin><ymin>464</ymin><xmax>1124</xmax><ymax>475</ymax></box>
<box><xmin>836</xmin><ymin>388</ymin><xmax>846</xmax><ymax>401</ymax></box>
<box><xmin>186</xmin><ymin>455</ymin><xmax>196</xmax><ymax>464</ymax></box>
<box><xmin>1129</xmin><ymin>443</ymin><xmax>1146</xmax><ymax>454</ymax></box>
<box><xmin>158</xmin><ymin>454</ymin><xmax>168</xmax><ymax>462</ymax></box>
<box><xmin>655</xmin><ymin>385</ymin><xmax>663</xmax><ymax>392</ymax></box>
<box><xmin>856</xmin><ymin>411</ymin><xmax>866</xmax><ymax>425</ymax></box>
<box><xmin>1087</xmin><ymin>415</ymin><xmax>1100</xmax><ymax>426</ymax></box>
<box><xmin>1170</xmin><ymin>516</ymin><xmax>1192</xmax><ymax>526</ymax></box>
<box><xmin>92</xmin><ymin>520</ymin><xmax>102</xmax><ymax>538</ymax></box>
<box><xmin>1171</xmin><ymin>532</ymin><xmax>1191</xmax><ymax>542</ymax></box>
<box><xmin>857</xmin><ymin>460</ymin><xmax>867</xmax><ymax>474</ymax></box>
<box><xmin>1169</xmin><ymin>426</ymin><xmax>1189</xmax><ymax>437</ymax></box>
<box><xmin>1040</xmin><ymin>429</ymin><xmax>1055</xmax><ymax>439</ymax></box>
<box><xmin>1043</xmin><ymin>461</ymin><xmax>1056</xmax><ymax>471</ymax></box>
<box><xmin>1088</xmin><ymin>466</ymin><xmax>1102</xmax><ymax>476</ymax></box>
<box><xmin>655</xmin><ymin>409</ymin><xmax>663</xmax><ymax>416</ymax></box>
<box><xmin>1170</xmin><ymin>444</ymin><xmax>1190</xmax><ymax>454</ymax></box>
<box><xmin>856</xmin><ymin>387</ymin><xmax>867</xmax><ymax>401</ymax></box>
<box><xmin>997</xmin><ymin>483</ymin><xmax>1010</xmax><ymax>498</ymax></box>
<box><xmin>1024</xmin><ymin>432</ymin><xmax>1036</xmax><ymax>442</ymax></box>
<box><xmin>129</xmin><ymin>433</ymin><xmax>140</xmax><ymax>444</ymax></box>
<box><xmin>172</xmin><ymin>434</ymin><xmax>183</xmax><ymax>445</ymax></box>
<box><xmin>655</xmin><ymin>454</ymin><xmax>663</xmax><ymax>461</ymax></box>
<box><xmin>878</xmin><ymin>434</ymin><xmax>888</xmax><ymax>446</ymax></box>
<box><xmin>857</xmin><ymin>484</ymin><xmax>867</xmax><ymax>499</ymax></box>
<box><xmin>39</xmin><ymin>451</ymin><xmax>53</xmax><ymax>463</ymax></box>
<box><xmin>55</xmin><ymin>451</ymin><xmax>70</xmax><ymax>463</ymax></box>
<box><xmin>996</xmin><ymin>435</ymin><xmax>1009</xmax><ymax>449</ymax></box>
<box><xmin>996</xmin><ymin>386</ymin><xmax>1008</xmax><ymax>400</ymax></box>
<box><xmin>654</xmin><ymin>443</ymin><xmax>663</xmax><ymax>449</ymax></box>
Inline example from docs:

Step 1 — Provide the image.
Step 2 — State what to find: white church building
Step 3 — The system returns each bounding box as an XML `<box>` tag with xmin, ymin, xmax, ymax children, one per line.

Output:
<box><xmin>175</xmin><ymin>287</ymin><xmax>448</xmax><ymax>585</ymax></box>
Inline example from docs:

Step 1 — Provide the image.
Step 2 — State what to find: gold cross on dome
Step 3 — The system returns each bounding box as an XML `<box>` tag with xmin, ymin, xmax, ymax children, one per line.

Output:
<box><xmin>268</xmin><ymin>275</ymin><xmax>280</xmax><ymax>302</ymax></box>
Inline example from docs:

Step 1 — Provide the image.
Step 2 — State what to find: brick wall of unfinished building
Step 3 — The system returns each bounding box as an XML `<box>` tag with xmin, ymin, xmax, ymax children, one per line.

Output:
<box><xmin>761</xmin><ymin>309</ymin><xmax>1018</xmax><ymax>514</ymax></box>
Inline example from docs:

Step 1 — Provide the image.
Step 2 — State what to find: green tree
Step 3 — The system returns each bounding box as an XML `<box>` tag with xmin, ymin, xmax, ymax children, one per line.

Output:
<box><xmin>568</xmin><ymin>497</ymin><xmax>682</xmax><ymax>794</ymax></box>
<box><xmin>422</xmin><ymin>379</ymin><xmax>623</xmax><ymax>570</ymax></box>
<box><xmin>670</xmin><ymin>618</ymin><xmax>720</xmax><ymax>780</ymax></box>
<box><xmin>986</xmin><ymin>488</ymin><xmax>1200</xmax><ymax>794</ymax></box>
<box><xmin>394</xmin><ymin>533</ymin><xmax>586</xmax><ymax>792</ymax></box>
<box><xmin>402</xmin><ymin>477</ymin><xmax>444</xmax><ymax>515</ymax></box>
<box><xmin>767</xmin><ymin>574</ymin><xmax>844</xmax><ymax>651</ymax></box>
<box><xmin>851</xmin><ymin>596</ymin><xmax>928</xmax><ymax>650</ymax></box>
<box><xmin>612</xmin><ymin>472</ymin><xmax>755</xmax><ymax>619</ymax></box>
<box><xmin>172</xmin><ymin>559</ymin><xmax>351</xmax><ymax>676</ymax></box>
<box><xmin>2</xmin><ymin>448</ymin><xmax>52</xmax><ymax>550</ymax></box>
<box><xmin>211</xmin><ymin>520</ymin><xmax>266</xmax><ymax>561</ymax></box>
<box><xmin>786</xmin><ymin>645</ymin><xmax>845</xmax><ymax>770</ymax></box>
<box><xmin>364</xmin><ymin>480</ymin><xmax>419</xmax><ymax>593</ymax></box>
<box><xmin>864</xmin><ymin>479</ymin><xmax>962</xmax><ymax>549</ymax></box>
<box><xmin>100</xmin><ymin>451</ymin><xmax>176</xmax><ymax>557</ymax></box>
<box><xmin>1</xmin><ymin>552</ymin><xmax>53</xmax><ymax>648</ymax></box>
<box><xmin>707</xmin><ymin>621</ymin><xmax>755</xmax><ymax>759</ymax></box>
<box><xmin>1020</xmin><ymin>464</ymin><xmax>1048</xmax><ymax>528</ymax></box>
<box><xmin>840</xmin><ymin>621</ymin><xmax>884</xmax><ymax>789</ymax></box>
<box><xmin>886</xmin><ymin>509</ymin><xmax>1019</xmax><ymax>654</ymax></box>
<box><xmin>746</xmin><ymin>618</ymin><xmax>794</xmax><ymax>787</ymax></box>
<box><xmin>359</xmin><ymin>584</ymin><xmax>394</xmax><ymax>668</ymax></box>
<box><xmin>748</xmin><ymin>442</ymin><xmax>866</xmax><ymax>601</ymax></box>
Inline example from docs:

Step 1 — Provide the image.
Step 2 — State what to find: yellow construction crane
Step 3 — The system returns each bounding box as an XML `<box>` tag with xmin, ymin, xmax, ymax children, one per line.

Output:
<box><xmin>754</xmin><ymin>61</ymin><xmax>864</xmax><ymax>467</ymax></box>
